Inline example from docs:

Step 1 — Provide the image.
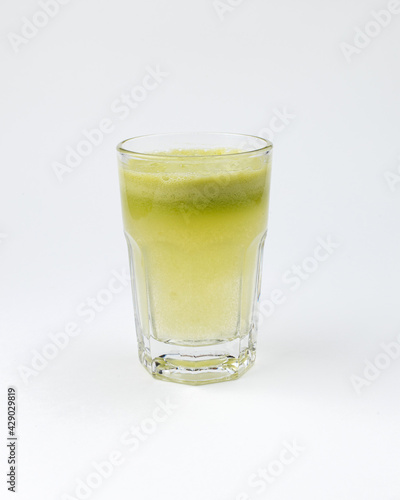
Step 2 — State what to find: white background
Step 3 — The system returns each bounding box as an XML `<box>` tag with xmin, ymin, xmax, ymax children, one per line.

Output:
<box><xmin>1</xmin><ymin>0</ymin><xmax>400</xmax><ymax>499</ymax></box>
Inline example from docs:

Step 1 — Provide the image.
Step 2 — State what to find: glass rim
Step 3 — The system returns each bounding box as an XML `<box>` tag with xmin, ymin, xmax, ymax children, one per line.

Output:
<box><xmin>116</xmin><ymin>132</ymin><xmax>273</xmax><ymax>159</ymax></box>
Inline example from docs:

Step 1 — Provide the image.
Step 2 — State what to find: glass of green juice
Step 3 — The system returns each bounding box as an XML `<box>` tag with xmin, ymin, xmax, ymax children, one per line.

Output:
<box><xmin>117</xmin><ymin>133</ymin><xmax>273</xmax><ymax>384</ymax></box>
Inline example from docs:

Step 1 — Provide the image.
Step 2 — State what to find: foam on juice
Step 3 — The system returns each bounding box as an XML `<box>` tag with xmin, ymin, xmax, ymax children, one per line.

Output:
<box><xmin>119</xmin><ymin>149</ymin><xmax>271</xmax><ymax>343</ymax></box>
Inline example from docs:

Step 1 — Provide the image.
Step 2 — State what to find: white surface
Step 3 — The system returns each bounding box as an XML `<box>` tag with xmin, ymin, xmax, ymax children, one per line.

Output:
<box><xmin>1</xmin><ymin>0</ymin><xmax>400</xmax><ymax>499</ymax></box>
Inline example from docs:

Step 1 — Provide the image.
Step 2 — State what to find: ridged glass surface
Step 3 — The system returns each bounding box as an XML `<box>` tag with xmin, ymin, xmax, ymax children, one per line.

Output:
<box><xmin>118</xmin><ymin>135</ymin><xmax>272</xmax><ymax>384</ymax></box>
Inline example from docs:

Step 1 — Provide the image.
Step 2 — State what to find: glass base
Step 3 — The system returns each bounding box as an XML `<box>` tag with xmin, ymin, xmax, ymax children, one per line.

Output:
<box><xmin>137</xmin><ymin>329</ymin><xmax>257</xmax><ymax>385</ymax></box>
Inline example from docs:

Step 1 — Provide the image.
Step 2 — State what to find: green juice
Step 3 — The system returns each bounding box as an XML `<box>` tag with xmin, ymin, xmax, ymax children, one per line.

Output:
<box><xmin>119</xmin><ymin>149</ymin><xmax>272</xmax><ymax>344</ymax></box>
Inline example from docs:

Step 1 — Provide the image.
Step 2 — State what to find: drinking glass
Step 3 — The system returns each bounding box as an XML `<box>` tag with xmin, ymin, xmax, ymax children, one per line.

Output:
<box><xmin>117</xmin><ymin>133</ymin><xmax>273</xmax><ymax>384</ymax></box>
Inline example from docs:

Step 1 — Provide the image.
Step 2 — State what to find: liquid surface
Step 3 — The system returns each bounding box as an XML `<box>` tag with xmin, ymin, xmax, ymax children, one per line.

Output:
<box><xmin>119</xmin><ymin>149</ymin><xmax>272</xmax><ymax>342</ymax></box>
